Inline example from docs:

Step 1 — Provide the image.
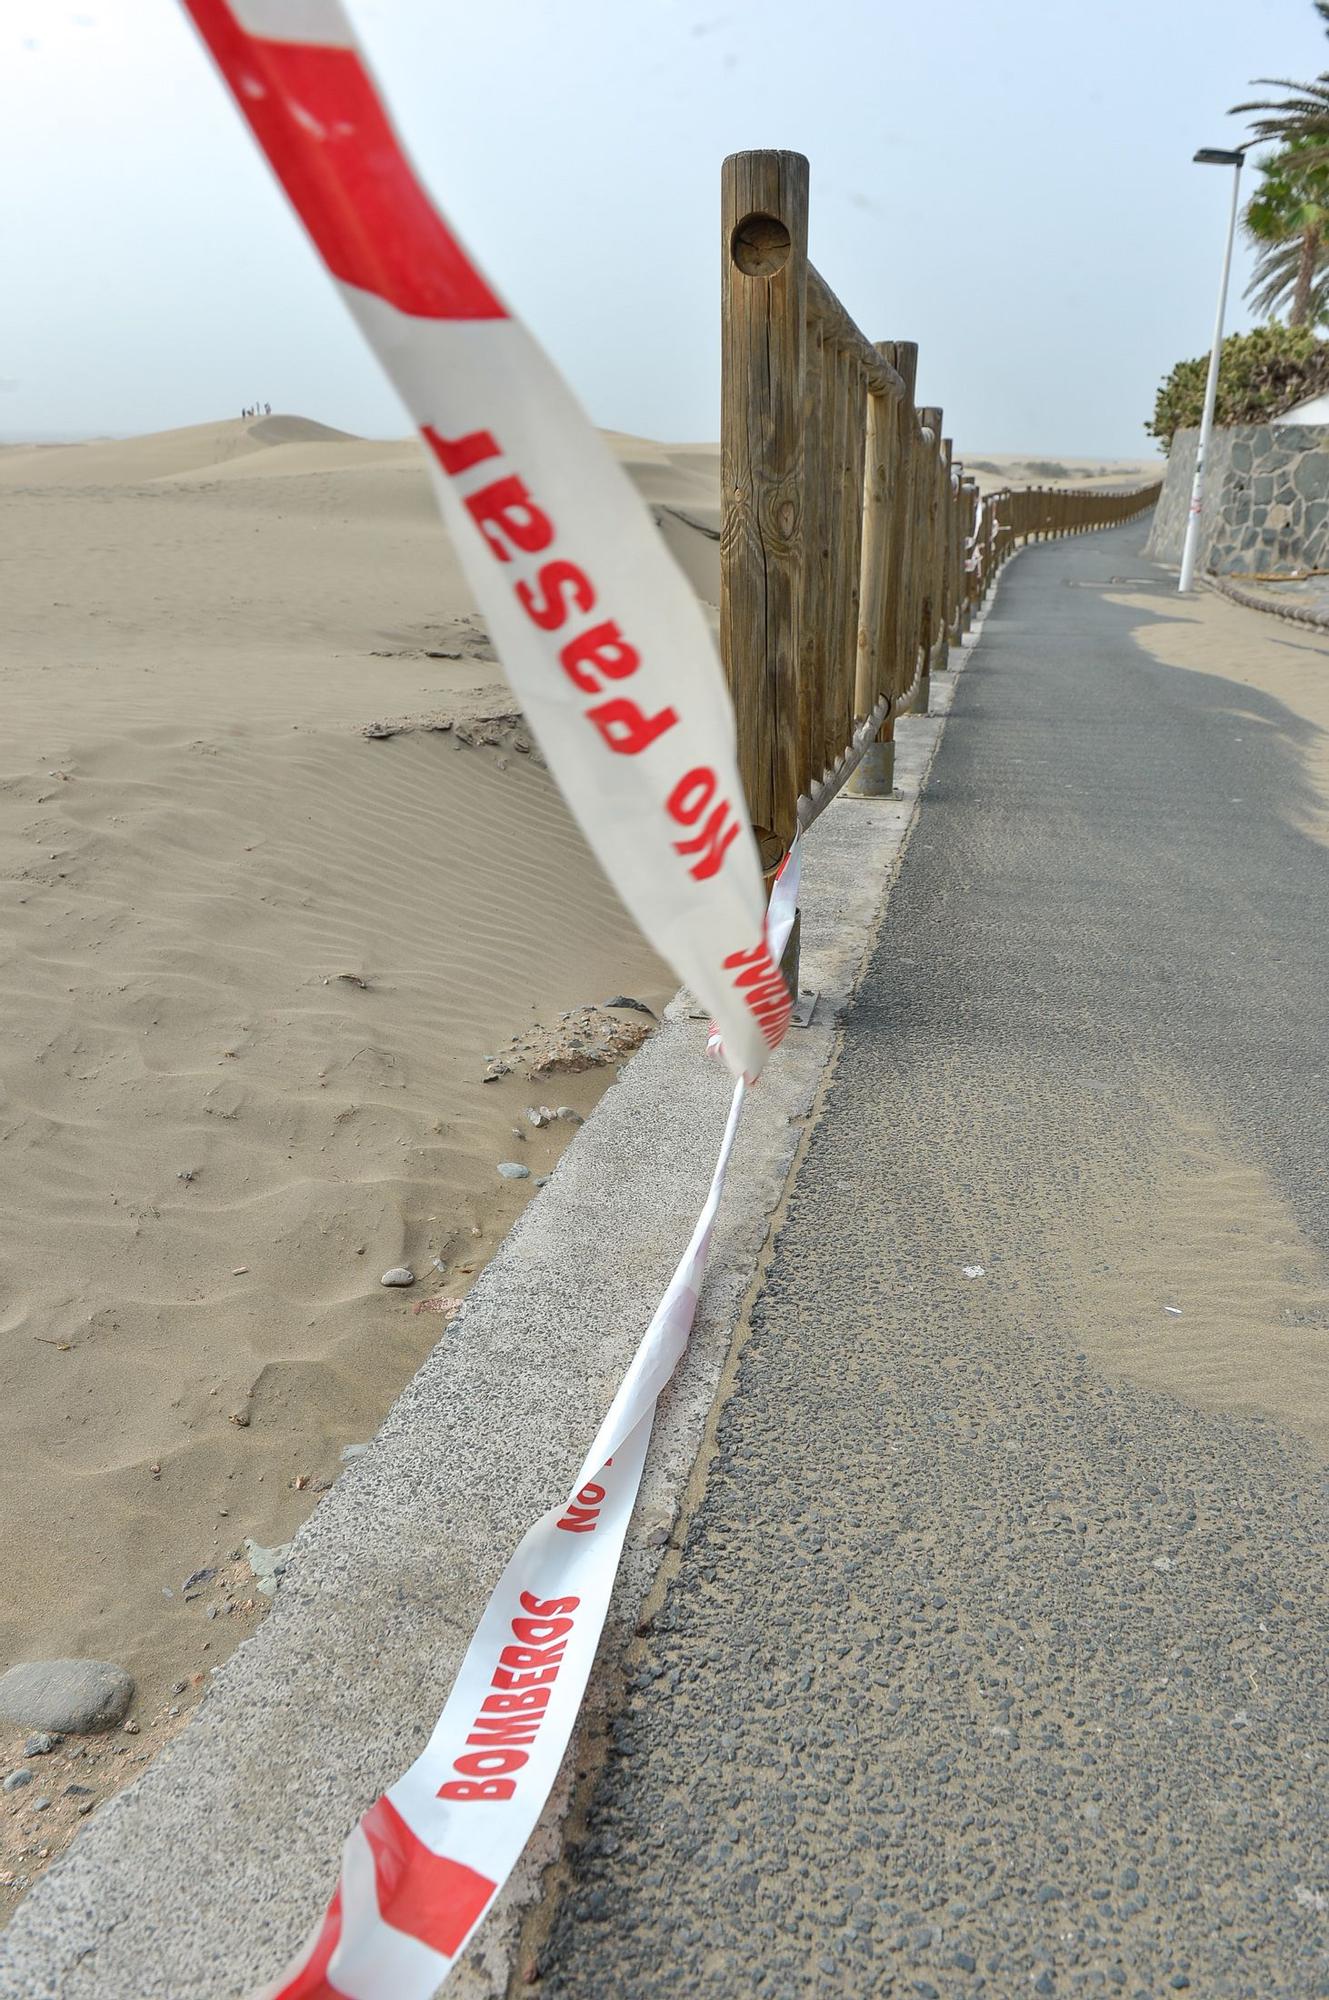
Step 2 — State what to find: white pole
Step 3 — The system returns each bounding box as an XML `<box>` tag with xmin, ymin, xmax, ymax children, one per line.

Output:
<box><xmin>1178</xmin><ymin>156</ymin><xmax>1243</xmax><ymax>593</ymax></box>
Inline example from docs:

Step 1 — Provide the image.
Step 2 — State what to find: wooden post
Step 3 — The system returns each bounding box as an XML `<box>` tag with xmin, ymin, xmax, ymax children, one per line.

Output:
<box><xmin>959</xmin><ymin>478</ymin><xmax>978</xmax><ymax>630</ymax></box>
<box><xmin>720</xmin><ymin>150</ymin><xmax>809</xmax><ymax>852</ymax></box>
<box><xmin>853</xmin><ymin>371</ymin><xmax>893</xmax><ymax>725</ymax></box>
<box><xmin>937</xmin><ymin>437</ymin><xmax>955</xmax><ymax>661</ymax></box>
<box><xmin>849</xmin><ymin>338</ymin><xmax>916</xmax><ymax>795</ymax></box>
<box><xmin>826</xmin><ymin>348</ymin><xmax>867</xmax><ymax>771</ymax></box>
<box><xmin>821</xmin><ymin>343</ymin><xmax>848</xmax><ymax>774</ymax></box>
<box><xmin>798</xmin><ymin>315</ymin><xmax>830</xmax><ymax>806</ymax></box>
<box><xmin>886</xmin><ymin>343</ymin><xmax>920</xmax><ymax>717</ymax></box>
<box><xmin>916</xmin><ymin>405</ymin><xmax>943</xmax><ymax>709</ymax></box>
<box><xmin>943</xmin><ymin>453</ymin><xmax>958</xmax><ymax>644</ymax></box>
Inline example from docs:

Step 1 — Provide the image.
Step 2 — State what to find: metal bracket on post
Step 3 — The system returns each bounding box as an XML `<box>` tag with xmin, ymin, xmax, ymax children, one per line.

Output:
<box><xmin>757</xmin><ymin>829</ymin><xmax>817</xmax><ymax>1029</ymax></box>
<box><xmin>778</xmin><ymin>907</ymin><xmax>817</xmax><ymax>1027</ymax></box>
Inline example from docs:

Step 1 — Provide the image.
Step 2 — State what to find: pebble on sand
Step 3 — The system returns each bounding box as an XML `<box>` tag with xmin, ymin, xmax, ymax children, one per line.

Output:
<box><xmin>244</xmin><ymin>1538</ymin><xmax>293</xmax><ymax>1598</ymax></box>
<box><xmin>380</xmin><ymin>1267</ymin><xmax>415</xmax><ymax>1287</ymax></box>
<box><xmin>498</xmin><ymin>1162</ymin><xmax>530</xmax><ymax>1180</ymax></box>
<box><xmin>0</xmin><ymin>1659</ymin><xmax>134</xmax><ymax>1734</ymax></box>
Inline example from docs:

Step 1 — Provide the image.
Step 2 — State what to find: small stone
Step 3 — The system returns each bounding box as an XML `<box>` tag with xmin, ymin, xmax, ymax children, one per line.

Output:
<box><xmin>411</xmin><ymin>1294</ymin><xmax>463</xmax><ymax>1320</ymax></box>
<box><xmin>526</xmin><ymin>1105</ymin><xmax>553</xmax><ymax>1127</ymax></box>
<box><xmin>30</xmin><ymin>1796</ymin><xmax>52</xmax><ymax>1812</ymax></box>
<box><xmin>63</xmin><ymin>1783</ymin><xmax>93</xmax><ymax>1797</ymax></box>
<box><xmin>0</xmin><ymin>1660</ymin><xmax>135</xmax><ymax>1734</ymax></box>
<box><xmin>498</xmin><ymin>1162</ymin><xmax>530</xmax><ymax>1180</ymax></box>
<box><xmin>962</xmin><ymin>1264</ymin><xmax>985</xmax><ymax>1278</ymax></box>
<box><xmin>244</xmin><ymin>1538</ymin><xmax>293</xmax><ymax>1598</ymax></box>
<box><xmin>122</xmin><ymin>1720</ymin><xmax>139</xmax><ymax>1735</ymax></box>
<box><xmin>555</xmin><ymin>1107</ymin><xmax>583</xmax><ymax>1125</ymax></box>
<box><xmin>534</xmin><ymin>1175</ymin><xmax>550</xmax><ymax>1188</ymax></box>
<box><xmin>1033</xmin><ymin>1977</ymin><xmax>1055</xmax><ymax>1997</ymax></box>
<box><xmin>341</xmin><ymin>1443</ymin><xmax>368</xmax><ymax>1462</ymax></box>
<box><xmin>2</xmin><ymin>1770</ymin><xmax>34</xmax><ymax>1793</ymax></box>
<box><xmin>77</xmin><ymin>1800</ymin><xmax>95</xmax><ymax>1815</ymax></box>
<box><xmin>23</xmin><ymin>1733</ymin><xmax>59</xmax><ymax>1757</ymax></box>
<box><xmin>181</xmin><ymin>1568</ymin><xmax>215</xmax><ymax>1594</ymax></box>
<box><xmin>953</xmin><ymin>1952</ymin><xmax>977</xmax><ymax>1973</ymax></box>
<box><xmin>380</xmin><ymin>1267</ymin><xmax>414</xmax><ymax>1287</ymax></box>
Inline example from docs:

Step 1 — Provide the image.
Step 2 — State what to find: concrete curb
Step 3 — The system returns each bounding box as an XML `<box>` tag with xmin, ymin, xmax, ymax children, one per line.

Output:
<box><xmin>0</xmin><ymin>596</ymin><xmax>1000</xmax><ymax>1999</ymax></box>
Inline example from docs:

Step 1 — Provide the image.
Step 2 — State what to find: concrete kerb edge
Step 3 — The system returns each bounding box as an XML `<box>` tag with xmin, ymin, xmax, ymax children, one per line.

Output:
<box><xmin>0</xmin><ymin>581</ymin><xmax>1007</xmax><ymax>2000</ymax></box>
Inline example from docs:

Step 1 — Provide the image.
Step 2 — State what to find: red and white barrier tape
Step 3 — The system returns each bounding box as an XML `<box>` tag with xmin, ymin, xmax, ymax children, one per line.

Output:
<box><xmin>252</xmin><ymin>848</ymin><xmax>799</xmax><ymax>2000</ymax></box>
<box><xmin>178</xmin><ymin>2</ymin><xmax>803</xmax><ymax>1991</ymax></box>
<box><xmin>184</xmin><ymin>0</ymin><xmax>789</xmax><ymax>1084</ymax></box>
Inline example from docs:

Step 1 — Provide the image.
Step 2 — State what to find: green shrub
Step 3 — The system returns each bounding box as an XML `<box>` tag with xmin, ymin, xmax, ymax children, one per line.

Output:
<box><xmin>1147</xmin><ymin>322</ymin><xmax>1329</xmax><ymax>444</ymax></box>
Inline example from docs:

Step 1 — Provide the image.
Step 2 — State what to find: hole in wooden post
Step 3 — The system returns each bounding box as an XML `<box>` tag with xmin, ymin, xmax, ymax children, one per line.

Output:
<box><xmin>731</xmin><ymin>212</ymin><xmax>791</xmax><ymax>277</ymax></box>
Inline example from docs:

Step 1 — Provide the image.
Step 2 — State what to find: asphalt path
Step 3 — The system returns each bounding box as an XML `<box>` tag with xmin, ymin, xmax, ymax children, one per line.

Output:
<box><xmin>532</xmin><ymin>524</ymin><xmax>1329</xmax><ymax>1999</ymax></box>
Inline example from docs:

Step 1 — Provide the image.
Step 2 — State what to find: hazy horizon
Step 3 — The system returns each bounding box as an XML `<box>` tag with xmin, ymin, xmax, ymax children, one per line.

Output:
<box><xmin>4</xmin><ymin>0</ymin><xmax>1325</xmax><ymax>458</ymax></box>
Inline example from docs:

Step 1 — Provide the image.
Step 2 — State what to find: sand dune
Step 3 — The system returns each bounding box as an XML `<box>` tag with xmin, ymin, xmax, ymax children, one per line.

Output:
<box><xmin>963</xmin><ymin>451</ymin><xmax>1163</xmax><ymax>497</ymax></box>
<box><xmin>0</xmin><ymin>413</ymin><xmax>363</xmax><ymax>488</ymax></box>
<box><xmin>0</xmin><ymin>416</ymin><xmax>722</xmax><ymax>1754</ymax></box>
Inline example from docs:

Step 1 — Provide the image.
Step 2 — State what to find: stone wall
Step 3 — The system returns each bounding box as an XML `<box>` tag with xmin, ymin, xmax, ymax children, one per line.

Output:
<box><xmin>1146</xmin><ymin>423</ymin><xmax>1329</xmax><ymax>575</ymax></box>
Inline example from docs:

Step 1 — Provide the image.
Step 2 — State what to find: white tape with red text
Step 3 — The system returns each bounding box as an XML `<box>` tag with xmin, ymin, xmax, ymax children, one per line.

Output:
<box><xmin>250</xmin><ymin>847</ymin><xmax>799</xmax><ymax>2000</ymax></box>
<box><xmin>184</xmin><ymin>0</ymin><xmax>791</xmax><ymax>1082</ymax></box>
<box><xmin>177</xmin><ymin>2</ymin><xmax>802</xmax><ymax>1991</ymax></box>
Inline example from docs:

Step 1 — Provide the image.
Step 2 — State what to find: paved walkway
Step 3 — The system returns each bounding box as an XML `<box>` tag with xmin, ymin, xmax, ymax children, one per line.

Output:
<box><xmin>533</xmin><ymin>525</ymin><xmax>1329</xmax><ymax>1998</ymax></box>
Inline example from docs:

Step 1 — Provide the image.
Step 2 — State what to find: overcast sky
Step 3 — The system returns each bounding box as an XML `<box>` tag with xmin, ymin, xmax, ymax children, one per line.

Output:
<box><xmin>3</xmin><ymin>0</ymin><xmax>1326</xmax><ymax>455</ymax></box>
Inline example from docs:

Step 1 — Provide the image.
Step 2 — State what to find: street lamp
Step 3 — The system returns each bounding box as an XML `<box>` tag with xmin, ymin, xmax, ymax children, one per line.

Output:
<box><xmin>1178</xmin><ymin>145</ymin><xmax>1248</xmax><ymax>593</ymax></box>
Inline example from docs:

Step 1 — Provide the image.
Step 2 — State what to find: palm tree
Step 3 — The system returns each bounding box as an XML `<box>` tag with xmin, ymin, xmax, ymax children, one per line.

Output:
<box><xmin>1233</xmin><ymin>1</ymin><xmax>1329</xmax><ymax>169</ymax></box>
<box><xmin>1243</xmin><ymin>139</ymin><xmax>1329</xmax><ymax>324</ymax></box>
<box><xmin>1246</xmin><ymin>233</ymin><xmax>1329</xmax><ymax>326</ymax></box>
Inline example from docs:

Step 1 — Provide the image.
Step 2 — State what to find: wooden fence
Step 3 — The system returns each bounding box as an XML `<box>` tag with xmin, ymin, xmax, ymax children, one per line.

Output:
<box><xmin>719</xmin><ymin>149</ymin><xmax>1161</xmax><ymax>855</ymax></box>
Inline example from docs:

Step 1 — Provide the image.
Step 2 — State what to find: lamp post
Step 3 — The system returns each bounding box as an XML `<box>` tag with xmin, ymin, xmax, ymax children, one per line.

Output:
<box><xmin>1178</xmin><ymin>145</ymin><xmax>1248</xmax><ymax>594</ymax></box>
